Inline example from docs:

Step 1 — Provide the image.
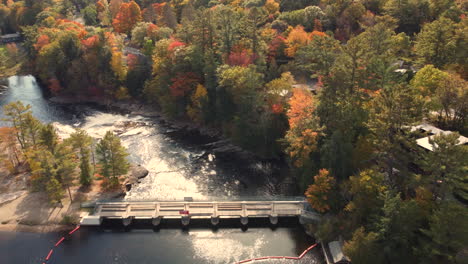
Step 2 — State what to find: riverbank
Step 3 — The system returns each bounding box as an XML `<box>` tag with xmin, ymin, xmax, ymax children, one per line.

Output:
<box><xmin>0</xmin><ymin>154</ymin><xmax>148</xmax><ymax>233</ymax></box>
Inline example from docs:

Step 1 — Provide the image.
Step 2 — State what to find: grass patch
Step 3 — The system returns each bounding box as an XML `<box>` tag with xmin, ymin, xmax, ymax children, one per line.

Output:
<box><xmin>18</xmin><ymin>219</ymin><xmax>40</xmax><ymax>226</ymax></box>
<box><xmin>60</xmin><ymin>215</ymin><xmax>79</xmax><ymax>225</ymax></box>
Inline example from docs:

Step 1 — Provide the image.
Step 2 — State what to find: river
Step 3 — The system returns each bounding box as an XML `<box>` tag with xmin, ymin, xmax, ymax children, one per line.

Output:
<box><xmin>0</xmin><ymin>75</ymin><xmax>323</xmax><ymax>264</ymax></box>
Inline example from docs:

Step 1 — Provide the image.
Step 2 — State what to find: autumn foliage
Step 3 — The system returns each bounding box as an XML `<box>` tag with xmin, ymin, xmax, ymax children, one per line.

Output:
<box><xmin>167</xmin><ymin>39</ymin><xmax>185</xmax><ymax>52</ymax></box>
<box><xmin>286</xmin><ymin>88</ymin><xmax>320</xmax><ymax>167</ymax></box>
<box><xmin>305</xmin><ymin>169</ymin><xmax>334</xmax><ymax>213</ymax></box>
<box><xmin>285</xmin><ymin>26</ymin><xmax>310</xmax><ymax>57</ymax></box>
<box><xmin>170</xmin><ymin>72</ymin><xmax>200</xmax><ymax>97</ymax></box>
<box><xmin>287</xmin><ymin>88</ymin><xmax>316</xmax><ymax>130</ymax></box>
<box><xmin>81</xmin><ymin>35</ymin><xmax>99</xmax><ymax>49</ymax></box>
<box><xmin>112</xmin><ymin>1</ymin><xmax>142</xmax><ymax>34</ymax></box>
<box><xmin>227</xmin><ymin>49</ymin><xmax>254</xmax><ymax>67</ymax></box>
<box><xmin>34</xmin><ymin>35</ymin><xmax>50</xmax><ymax>51</ymax></box>
<box><xmin>268</xmin><ymin>35</ymin><xmax>286</xmax><ymax>60</ymax></box>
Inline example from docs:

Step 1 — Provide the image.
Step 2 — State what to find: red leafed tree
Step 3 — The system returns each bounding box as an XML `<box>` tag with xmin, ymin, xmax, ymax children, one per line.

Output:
<box><xmin>34</xmin><ymin>35</ymin><xmax>50</xmax><ymax>51</ymax></box>
<box><xmin>227</xmin><ymin>49</ymin><xmax>254</xmax><ymax>67</ymax></box>
<box><xmin>127</xmin><ymin>53</ymin><xmax>138</xmax><ymax>69</ymax></box>
<box><xmin>81</xmin><ymin>35</ymin><xmax>99</xmax><ymax>49</ymax></box>
<box><xmin>170</xmin><ymin>72</ymin><xmax>200</xmax><ymax>97</ymax></box>
<box><xmin>305</xmin><ymin>169</ymin><xmax>334</xmax><ymax>213</ymax></box>
<box><xmin>48</xmin><ymin>78</ymin><xmax>62</xmax><ymax>94</ymax></box>
<box><xmin>167</xmin><ymin>39</ymin><xmax>185</xmax><ymax>52</ymax></box>
<box><xmin>268</xmin><ymin>35</ymin><xmax>286</xmax><ymax>60</ymax></box>
<box><xmin>146</xmin><ymin>23</ymin><xmax>158</xmax><ymax>39</ymax></box>
<box><xmin>112</xmin><ymin>1</ymin><xmax>142</xmax><ymax>34</ymax></box>
<box><xmin>271</xmin><ymin>103</ymin><xmax>284</xmax><ymax>114</ymax></box>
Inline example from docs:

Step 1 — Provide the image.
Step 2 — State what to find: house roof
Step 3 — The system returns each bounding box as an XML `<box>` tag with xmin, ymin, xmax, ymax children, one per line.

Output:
<box><xmin>416</xmin><ymin>129</ymin><xmax>468</xmax><ymax>151</ymax></box>
<box><xmin>1</xmin><ymin>33</ymin><xmax>20</xmax><ymax>39</ymax></box>
<box><xmin>410</xmin><ymin>124</ymin><xmax>445</xmax><ymax>135</ymax></box>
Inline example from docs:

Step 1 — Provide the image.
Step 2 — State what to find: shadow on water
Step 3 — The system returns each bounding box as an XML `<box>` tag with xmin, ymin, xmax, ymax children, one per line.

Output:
<box><xmin>100</xmin><ymin>216</ymin><xmax>302</xmax><ymax>231</ymax></box>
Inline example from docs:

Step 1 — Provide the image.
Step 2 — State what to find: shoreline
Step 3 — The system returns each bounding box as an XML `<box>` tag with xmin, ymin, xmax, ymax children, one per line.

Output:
<box><xmin>0</xmin><ymin>223</ymin><xmax>73</xmax><ymax>233</ymax></box>
<box><xmin>0</xmin><ymin>164</ymin><xmax>147</xmax><ymax>234</ymax></box>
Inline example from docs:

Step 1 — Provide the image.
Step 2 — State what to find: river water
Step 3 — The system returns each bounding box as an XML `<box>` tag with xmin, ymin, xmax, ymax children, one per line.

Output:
<box><xmin>0</xmin><ymin>76</ymin><xmax>323</xmax><ymax>264</ymax></box>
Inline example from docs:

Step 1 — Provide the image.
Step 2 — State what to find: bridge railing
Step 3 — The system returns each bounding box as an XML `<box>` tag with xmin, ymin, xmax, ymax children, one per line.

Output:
<box><xmin>82</xmin><ymin>196</ymin><xmax>307</xmax><ymax>208</ymax></box>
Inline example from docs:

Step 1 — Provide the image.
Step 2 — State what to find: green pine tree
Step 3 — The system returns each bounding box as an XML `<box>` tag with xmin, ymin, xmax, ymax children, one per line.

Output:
<box><xmin>96</xmin><ymin>131</ymin><xmax>129</xmax><ymax>189</ymax></box>
<box><xmin>68</xmin><ymin>129</ymin><xmax>94</xmax><ymax>187</ymax></box>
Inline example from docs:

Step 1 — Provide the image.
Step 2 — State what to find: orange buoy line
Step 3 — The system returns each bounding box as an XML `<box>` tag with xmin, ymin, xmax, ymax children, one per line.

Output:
<box><xmin>54</xmin><ymin>237</ymin><xmax>65</xmax><ymax>247</ymax></box>
<box><xmin>235</xmin><ymin>243</ymin><xmax>318</xmax><ymax>264</ymax></box>
<box><xmin>69</xmin><ymin>225</ymin><xmax>80</xmax><ymax>235</ymax></box>
<box><xmin>41</xmin><ymin>225</ymin><xmax>81</xmax><ymax>263</ymax></box>
<box><xmin>45</xmin><ymin>249</ymin><xmax>53</xmax><ymax>261</ymax></box>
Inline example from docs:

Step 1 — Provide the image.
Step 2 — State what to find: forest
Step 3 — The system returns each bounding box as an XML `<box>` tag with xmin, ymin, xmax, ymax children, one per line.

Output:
<box><xmin>0</xmin><ymin>0</ymin><xmax>467</xmax><ymax>263</ymax></box>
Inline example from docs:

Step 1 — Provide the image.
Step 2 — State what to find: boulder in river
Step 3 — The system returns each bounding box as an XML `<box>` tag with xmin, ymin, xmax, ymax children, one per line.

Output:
<box><xmin>123</xmin><ymin>164</ymin><xmax>149</xmax><ymax>192</ymax></box>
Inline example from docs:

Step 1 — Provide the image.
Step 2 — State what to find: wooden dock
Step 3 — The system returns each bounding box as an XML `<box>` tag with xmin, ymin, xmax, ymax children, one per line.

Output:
<box><xmin>80</xmin><ymin>200</ymin><xmax>319</xmax><ymax>226</ymax></box>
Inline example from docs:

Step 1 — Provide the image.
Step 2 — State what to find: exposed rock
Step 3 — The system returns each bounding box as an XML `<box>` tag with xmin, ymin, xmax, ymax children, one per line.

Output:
<box><xmin>0</xmin><ymin>191</ymin><xmax>27</xmax><ymax>206</ymax></box>
<box><xmin>133</xmin><ymin>165</ymin><xmax>149</xmax><ymax>179</ymax></box>
<box><xmin>122</xmin><ymin>164</ymin><xmax>149</xmax><ymax>192</ymax></box>
<box><xmin>115</xmin><ymin>120</ymin><xmax>147</xmax><ymax>129</ymax></box>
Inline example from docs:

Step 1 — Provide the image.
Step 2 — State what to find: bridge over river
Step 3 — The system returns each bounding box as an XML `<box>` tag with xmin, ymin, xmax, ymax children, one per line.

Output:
<box><xmin>81</xmin><ymin>199</ymin><xmax>321</xmax><ymax>227</ymax></box>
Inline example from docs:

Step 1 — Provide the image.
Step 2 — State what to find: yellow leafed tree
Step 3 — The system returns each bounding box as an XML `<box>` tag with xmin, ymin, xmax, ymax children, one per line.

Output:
<box><xmin>187</xmin><ymin>84</ymin><xmax>208</xmax><ymax>123</ymax></box>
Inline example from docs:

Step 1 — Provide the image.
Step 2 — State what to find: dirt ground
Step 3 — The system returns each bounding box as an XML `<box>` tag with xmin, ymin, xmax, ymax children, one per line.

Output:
<box><xmin>0</xmin><ymin>164</ymin><xmax>123</xmax><ymax>233</ymax></box>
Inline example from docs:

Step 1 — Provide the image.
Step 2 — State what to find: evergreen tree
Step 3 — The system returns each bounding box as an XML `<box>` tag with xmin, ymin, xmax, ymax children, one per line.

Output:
<box><xmin>2</xmin><ymin>101</ymin><xmax>42</xmax><ymax>151</ymax></box>
<box><xmin>39</xmin><ymin>123</ymin><xmax>58</xmax><ymax>154</ymax></box>
<box><xmin>366</xmin><ymin>84</ymin><xmax>424</xmax><ymax>189</ymax></box>
<box><xmin>414</xmin><ymin>17</ymin><xmax>459</xmax><ymax>68</ymax></box>
<box><xmin>55</xmin><ymin>143</ymin><xmax>77</xmax><ymax>202</ymax></box>
<box><xmin>96</xmin><ymin>131</ymin><xmax>129</xmax><ymax>189</ymax></box>
<box><xmin>68</xmin><ymin>129</ymin><xmax>94</xmax><ymax>187</ymax></box>
<box><xmin>419</xmin><ymin>202</ymin><xmax>468</xmax><ymax>263</ymax></box>
<box><xmin>419</xmin><ymin>133</ymin><xmax>468</xmax><ymax>201</ymax></box>
<box><xmin>46</xmin><ymin>176</ymin><xmax>63</xmax><ymax>204</ymax></box>
<box><xmin>161</xmin><ymin>3</ymin><xmax>177</xmax><ymax>29</ymax></box>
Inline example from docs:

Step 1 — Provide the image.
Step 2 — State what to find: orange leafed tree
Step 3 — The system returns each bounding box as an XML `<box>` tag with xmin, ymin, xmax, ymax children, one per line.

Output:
<box><xmin>310</xmin><ymin>30</ymin><xmax>326</xmax><ymax>39</ymax></box>
<box><xmin>34</xmin><ymin>35</ymin><xmax>50</xmax><ymax>51</ymax></box>
<box><xmin>285</xmin><ymin>25</ymin><xmax>310</xmax><ymax>57</ymax></box>
<box><xmin>287</xmin><ymin>88</ymin><xmax>315</xmax><ymax>130</ymax></box>
<box><xmin>305</xmin><ymin>169</ymin><xmax>334</xmax><ymax>213</ymax></box>
<box><xmin>286</xmin><ymin>88</ymin><xmax>320</xmax><ymax>167</ymax></box>
<box><xmin>264</xmin><ymin>0</ymin><xmax>279</xmax><ymax>15</ymax></box>
<box><xmin>0</xmin><ymin>127</ymin><xmax>21</xmax><ymax>172</ymax></box>
<box><xmin>112</xmin><ymin>1</ymin><xmax>142</xmax><ymax>34</ymax></box>
<box><xmin>81</xmin><ymin>35</ymin><xmax>99</xmax><ymax>49</ymax></box>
